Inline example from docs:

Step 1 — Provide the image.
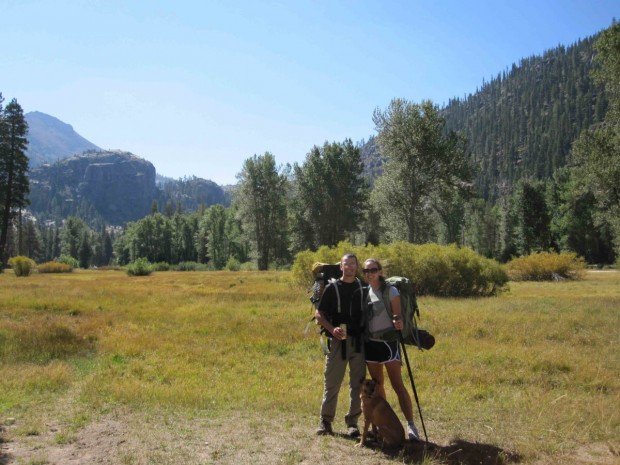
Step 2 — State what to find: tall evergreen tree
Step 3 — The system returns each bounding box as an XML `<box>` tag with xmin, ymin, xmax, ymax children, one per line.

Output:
<box><xmin>101</xmin><ymin>227</ymin><xmax>113</xmax><ymax>266</ymax></box>
<box><xmin>515</xmin><ymin>180</ymin><xmax>552</xmax><ymax>255</ymax></box>
<box><xmin>78</xmin><ymin>231</ymin><xmax>92</xmax><ymax>269</ymax></box>
<box><xmin>0</xmin><ymin>96</ymin><xmax>29</xmax><ymax>269</ymax></box>
<box><xmin>61</xmin><ymin>216</ymin><xmax>89</xmax><ymax>259</ymax></box>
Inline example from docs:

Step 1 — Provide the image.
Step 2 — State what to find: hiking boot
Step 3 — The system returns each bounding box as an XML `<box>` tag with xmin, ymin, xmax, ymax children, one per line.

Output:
<box><xmin>346</xmin><ymin>425</ymin><xmax>360</xmax><ymax>438</ymax></box>
<box><xmin>407</xmin><ymin>423</ymin><xmax>420</xmax><ymax>441</ymax></box>
<box><xmin>316</xmin><ymin>420</ymin><xmax>333</xmax><ymax>436</ymax></box>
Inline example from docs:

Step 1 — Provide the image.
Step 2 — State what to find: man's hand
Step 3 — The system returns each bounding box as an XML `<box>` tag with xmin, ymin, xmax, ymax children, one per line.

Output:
<box><xmin>332</xmin><ymin>326</ymin><xmax>346</xmax><ymax>340</ymax></box>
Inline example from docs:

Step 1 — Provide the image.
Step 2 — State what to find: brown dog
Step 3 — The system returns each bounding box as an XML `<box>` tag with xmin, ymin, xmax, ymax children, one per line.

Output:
<box><xmin>357</xmin><ymin>378</ymin><xmax>405</xmax><ymax>448</ymax></box>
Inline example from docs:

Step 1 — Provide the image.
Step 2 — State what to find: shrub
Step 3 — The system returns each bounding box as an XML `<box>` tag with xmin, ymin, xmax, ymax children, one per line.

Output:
<box><xmin>57</xmin><ymin>255</ymin><xmax>79</xmax><ymax>269</ymax></box>
<box><xmin>37</xmin><ymin>261</ymin><xmax>73</xmax><ymax>273</ymax></box>
<box><xmin>506</xmin><ymin>252</ymin><xmax>586</xmax><ymax>281</ymax></box>
<box><xmin>239</xmin><ymin>261</ymin><xmax>258</xmax><ymax>271</ymax></box>
<box><xmin>225</xmin><ymin>257</ymin><xmax>241</xmax><ymax>271</ymax></box>
<box><xmin>126</xmin><ymin>257</ymin><xmax>153</xmax><ymax>276</ymax></box>
<box><xmin>175</xmin><ymin>261</ymin><xmax>209</xmax><ymax>271</ymax></box>
<box><xmin>291</xmin><ymin>241</ymin><xmax>508</xmax><ymax>297</ymax></box>
<box><xmin>7</xmin><ymin>256</ymin><xmax>37</xmax><ymax>277</ymax></box>
<box><xmin>151</xmin><ymin>262</ymin><xmax>171</xmax><ymax>271</ymax></box>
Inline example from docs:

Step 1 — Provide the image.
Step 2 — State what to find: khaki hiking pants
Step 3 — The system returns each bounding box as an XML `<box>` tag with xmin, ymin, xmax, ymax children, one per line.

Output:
<box><xmin>320</xmin><ymin>337</ymin><xmax>366</xmax><ymax>426</ymax></box>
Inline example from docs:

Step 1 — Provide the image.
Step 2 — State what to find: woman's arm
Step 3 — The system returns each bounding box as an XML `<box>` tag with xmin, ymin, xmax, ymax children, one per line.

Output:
<box><xmin>390</xmin><ymin>294</ymin><xmax>404</xmax><ymax>331</ymax></box>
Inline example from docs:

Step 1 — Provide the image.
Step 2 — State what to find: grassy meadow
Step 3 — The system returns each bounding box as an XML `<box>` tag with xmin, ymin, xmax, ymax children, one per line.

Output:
<box><xmin>0</xmin><ymin>270</ymin><xmax>618</xmax><ymax>464</ymax></box>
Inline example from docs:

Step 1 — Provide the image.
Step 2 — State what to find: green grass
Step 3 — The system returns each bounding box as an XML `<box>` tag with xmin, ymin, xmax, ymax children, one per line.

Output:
<box><xmin>0</xmin><ymin>270</ymin><xmax>618</xmax><ymax>461</ymax></box>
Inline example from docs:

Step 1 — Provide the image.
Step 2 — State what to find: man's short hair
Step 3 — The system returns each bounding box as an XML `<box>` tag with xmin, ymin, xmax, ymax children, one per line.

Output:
<box><xmin>341</xmin><ymin>253</ymin><xmax>358</xmax><ymax>265</ymax></box>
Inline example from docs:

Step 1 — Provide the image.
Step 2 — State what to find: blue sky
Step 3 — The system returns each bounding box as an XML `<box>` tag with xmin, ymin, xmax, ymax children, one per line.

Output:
<box><xmin>2</xmin><ymin>0</ymin><xmax>618</xmax><ymax>184</ymax></box>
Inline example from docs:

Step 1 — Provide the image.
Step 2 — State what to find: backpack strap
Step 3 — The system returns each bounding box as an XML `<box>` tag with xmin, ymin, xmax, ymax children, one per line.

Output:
<box><xmin>356</xmin><ymin>278</ymin><xmax>363</xmax><ymax>315</ymax></box>
<box><xmin>381</xmin><ymin>282</ymin><xmax>393</xmax><ymax>315</ymax></box>
<box><xmin>327</xmin><ymin>278</ymin><xmax>341</xmax><ymax>314</ymax></box>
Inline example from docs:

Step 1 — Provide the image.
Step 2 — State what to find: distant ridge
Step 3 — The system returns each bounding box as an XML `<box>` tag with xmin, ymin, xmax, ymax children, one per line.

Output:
<box><xmin>25</xmin><ymin>111</ymin><xmax>100</xmax><ymax>167</ymax></box>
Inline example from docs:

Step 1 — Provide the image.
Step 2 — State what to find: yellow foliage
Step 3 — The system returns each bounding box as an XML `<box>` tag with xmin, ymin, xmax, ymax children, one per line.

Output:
<box><xmin>38</xmin><ymin>261</ymin><xmax>74</xmax><ymax>273</ymax></box>
<box><xmin>506</xmin><ymin>252</ymin><xmax>586</xmax><ymax>281</ymax></box>
<box><xmin>8</xmin><ymin>255</ymin><xmax>36</xmax><ymax>276</ymax></box>
<box><xmin>292</xmin><ymin>242</ymin><xmax>508</xmax><ymax>296</ymax></box>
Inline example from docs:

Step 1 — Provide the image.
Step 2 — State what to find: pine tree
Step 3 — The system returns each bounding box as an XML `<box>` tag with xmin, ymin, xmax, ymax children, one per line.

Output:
<box><xmin>0</xmin><ymin>96</ymin><xmax>30</xmax><ymax>269</ymax></box>
<box><xmin>515</xmin><ymin>180</ymin><xmax>552</xmax><ymax>254</ymax></box>
<box><xmin>78</xmin><ymin>231</ymin><xmax>92</xmax><ymax>269</ymax></box>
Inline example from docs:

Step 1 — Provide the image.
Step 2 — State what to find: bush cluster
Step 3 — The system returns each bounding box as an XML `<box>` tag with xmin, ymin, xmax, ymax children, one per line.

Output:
<box><xmin>151</xmin><ymin>262</ymin><xmax>171</xmax><ymax>271</ymax></box>
<box><xmin>292</xmin><ymin>241</ymin><xmax>508</xmax><ymax>297</ymax></box>
<box><xmin>126</xmin><ymin>257</ymin><xmax>153</xmax><ymax>276</ymax></box>
<box><xmin>37</xmin><ymin>261</ymin><xmax>73</xmax><ymax>273</ymax></box>
<box><xmin>7</xmin><ymin>256</ymin><xmax>37</xmax><ymax>277</ymax></box>
<box><xmin>57</xmin><ymin>254</ymin><xmax>79</xmax><ymax>269</ymax></box>
<box><xmin>506</xmin><ymin>252</ymin><xmax>586</xmax><ymax>281</ymax></box>
<box><xmin>175</xmin><ymin>261</ymin><xmax>210</xmax><ymax>271</ymax></box>
<box><xmin>225</xmin><ymin>257</ymin><xmax>241</xmax><ymax>271</ymax></box>
<box><xmin>239</xmin><ymin>261</ymin><xmax>258</xmax><ymax>271</ymax></box>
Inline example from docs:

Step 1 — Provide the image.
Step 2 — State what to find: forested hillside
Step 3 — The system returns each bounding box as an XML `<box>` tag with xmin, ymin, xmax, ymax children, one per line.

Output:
<box><xmin>443</xmin><ymin>34</ymin><xmax>607</xmax><ymax>199</ymax></box>
<box><xmin>362</xmin><ymin>33</ymin><xmax>608</xmax><ymax>198</ymax></box>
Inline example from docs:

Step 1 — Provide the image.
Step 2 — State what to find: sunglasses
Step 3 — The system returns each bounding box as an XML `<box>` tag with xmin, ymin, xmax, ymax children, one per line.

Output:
<box><xmin>362</xmin><ymin>268</ymin><xmax>380</xmax><ymax>274</ymax></box>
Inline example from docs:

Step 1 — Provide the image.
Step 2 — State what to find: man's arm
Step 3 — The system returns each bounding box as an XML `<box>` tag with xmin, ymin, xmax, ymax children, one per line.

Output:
<box><xmin>315</xmin><ymin>284</ymin><xmax>345</xmax><ymax>340</ymax></box>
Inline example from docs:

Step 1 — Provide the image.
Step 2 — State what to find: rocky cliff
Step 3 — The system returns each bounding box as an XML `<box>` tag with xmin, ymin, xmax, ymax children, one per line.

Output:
<box><xmin>29</xmin><ymin>150</ymin><xmax>229</xmax><ymax>225</ymax></box>
<box><xmin>29</xmin><ymin>151</ymin><xmax>158</xmax><ymax>225</ymax></box>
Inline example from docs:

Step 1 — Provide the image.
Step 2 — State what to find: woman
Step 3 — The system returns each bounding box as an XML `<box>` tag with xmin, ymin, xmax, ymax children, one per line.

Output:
<box><xmin>362</xmin><ymin>258</ymin><xmax>420</xmax><ymax>441</ymax></box>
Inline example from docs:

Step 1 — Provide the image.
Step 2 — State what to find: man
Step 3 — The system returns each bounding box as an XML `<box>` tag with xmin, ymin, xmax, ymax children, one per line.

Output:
<box><xmin>315</xmin><ymin>253</ymin><xmax>367</xmax><ymax>437</ymax></box>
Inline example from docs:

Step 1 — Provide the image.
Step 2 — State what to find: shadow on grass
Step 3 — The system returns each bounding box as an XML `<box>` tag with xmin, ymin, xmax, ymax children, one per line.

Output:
<box><xmin>339</xmin><ymin>434</ymin><xmax>521</xmax><ymax>464</ymax></box>
<box><xmin>0</xmin><ymin>426</ymin><xmax>11</xmax><ymax>465</ymax></box>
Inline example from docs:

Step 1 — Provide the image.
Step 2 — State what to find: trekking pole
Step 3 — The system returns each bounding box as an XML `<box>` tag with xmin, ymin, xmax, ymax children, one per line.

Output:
<box><xmin>399</xmin><ymin>332</ymin><xmax>429</xmax><ymax>443</ymax></box>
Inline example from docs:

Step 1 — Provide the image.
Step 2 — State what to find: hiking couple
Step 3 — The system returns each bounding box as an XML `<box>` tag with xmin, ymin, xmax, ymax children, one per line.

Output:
<box><xmin>314</xmin><ymin>253</ymin><xmax>420</xmax><ymax>441</ymax></box>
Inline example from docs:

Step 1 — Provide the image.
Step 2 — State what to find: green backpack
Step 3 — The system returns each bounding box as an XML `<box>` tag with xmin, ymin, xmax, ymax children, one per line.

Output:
<box><xmin>384</xmin><ymin>276</ymin><xmax>435</xmax><ymax>350</ymax></box>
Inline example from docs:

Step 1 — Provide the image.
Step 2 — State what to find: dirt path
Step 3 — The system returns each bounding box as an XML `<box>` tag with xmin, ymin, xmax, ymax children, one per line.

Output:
<box><xmin>2</xmin><ymin>410</ymin><xmax>617</xmax><ymax>465</ymax></box>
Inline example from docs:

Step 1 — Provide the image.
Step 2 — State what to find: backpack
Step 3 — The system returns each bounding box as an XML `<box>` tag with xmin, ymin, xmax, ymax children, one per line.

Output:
<box><xmin>307</xmin><ymin>262</ymin><xmax>364</xmax><ymax>355</ymax></box>
<box><xmin>384</xmin><ymin>276</ymin><xmax>435</xmax><ymax>350</ymax></box>
<box><xmin>309</xmin><ymin>262</ymin><xmax>342</xmax><ymax>311</ymax></box>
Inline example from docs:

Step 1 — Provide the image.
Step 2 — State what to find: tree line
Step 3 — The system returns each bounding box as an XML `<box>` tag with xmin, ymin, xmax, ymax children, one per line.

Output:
<box><xmin>2</xmin><ymin>24</ymin><xmax>618</xmax><ymax>270</ymax></box>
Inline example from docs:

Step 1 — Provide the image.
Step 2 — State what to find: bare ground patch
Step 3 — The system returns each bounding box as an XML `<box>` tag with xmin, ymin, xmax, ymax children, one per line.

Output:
<box><xmin>18</xmin><ymin>407</ymin><xmax>620</xmax><ymax>465</ymax></box>
<box><xmin>2</xmin><ymin>408</ymin><xmax>618</xmax><ymax>465</ymax></box>
<box><xmin>0</xmin><ymin>407</ymin><xmax>526</xmax><ymax>465</ymax></box>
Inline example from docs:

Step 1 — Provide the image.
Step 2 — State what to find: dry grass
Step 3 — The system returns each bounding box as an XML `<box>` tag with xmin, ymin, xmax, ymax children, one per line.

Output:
<box><xmin>0</xmin><ymin>270</ymin><xmax>618</xmax><ymax>464</ymax></box>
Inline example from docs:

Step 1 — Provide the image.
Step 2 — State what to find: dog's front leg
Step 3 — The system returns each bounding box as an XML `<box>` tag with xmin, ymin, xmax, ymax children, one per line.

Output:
<box><xmin>356</xmin><ymin>419</ymin><xmax>371</xmax><ymax>447</ymax></box>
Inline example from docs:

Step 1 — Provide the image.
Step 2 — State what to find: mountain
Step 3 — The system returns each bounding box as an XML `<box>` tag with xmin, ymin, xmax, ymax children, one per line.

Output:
<box><xmin>25</xmin><ymin>111</ymin><xmax>100</xmax><ymax>168</ymax></box>
<box><xmin>442</xmin><ymin>34</ymin><xmax>607</xmax><ymax>200</ymax></box>
<box><xmin>160</xmin><ymin>176</ymin><xmax>230</xmax><ymax>211</ymax></box>
<box><xmin>29</xmin><ymin>150</ymin><xmax>158</xmax><ymax>225</ymax></box>
<box><xmin>28</xmin><ymin>150</ymin><xmax>229</xmax><ymax>225</ymax></box>
<box><xmin>362</xmin><ymin>31</ymin><xmax>608</xmax><ymax>200</ymax></box>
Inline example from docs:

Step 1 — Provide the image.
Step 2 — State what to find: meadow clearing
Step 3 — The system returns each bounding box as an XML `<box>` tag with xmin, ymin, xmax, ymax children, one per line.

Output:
<box><xmin>0</xmin><ymin>270</ymin><xmax>618</xmax><ymax>465</ymax></box>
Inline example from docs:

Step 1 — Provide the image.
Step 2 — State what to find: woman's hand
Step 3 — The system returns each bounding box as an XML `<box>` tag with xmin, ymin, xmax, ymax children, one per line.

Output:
<box><xmin>391</xmin><ymin>295</ymin><xmax>404</xmax><ymax>331</ymax></box>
